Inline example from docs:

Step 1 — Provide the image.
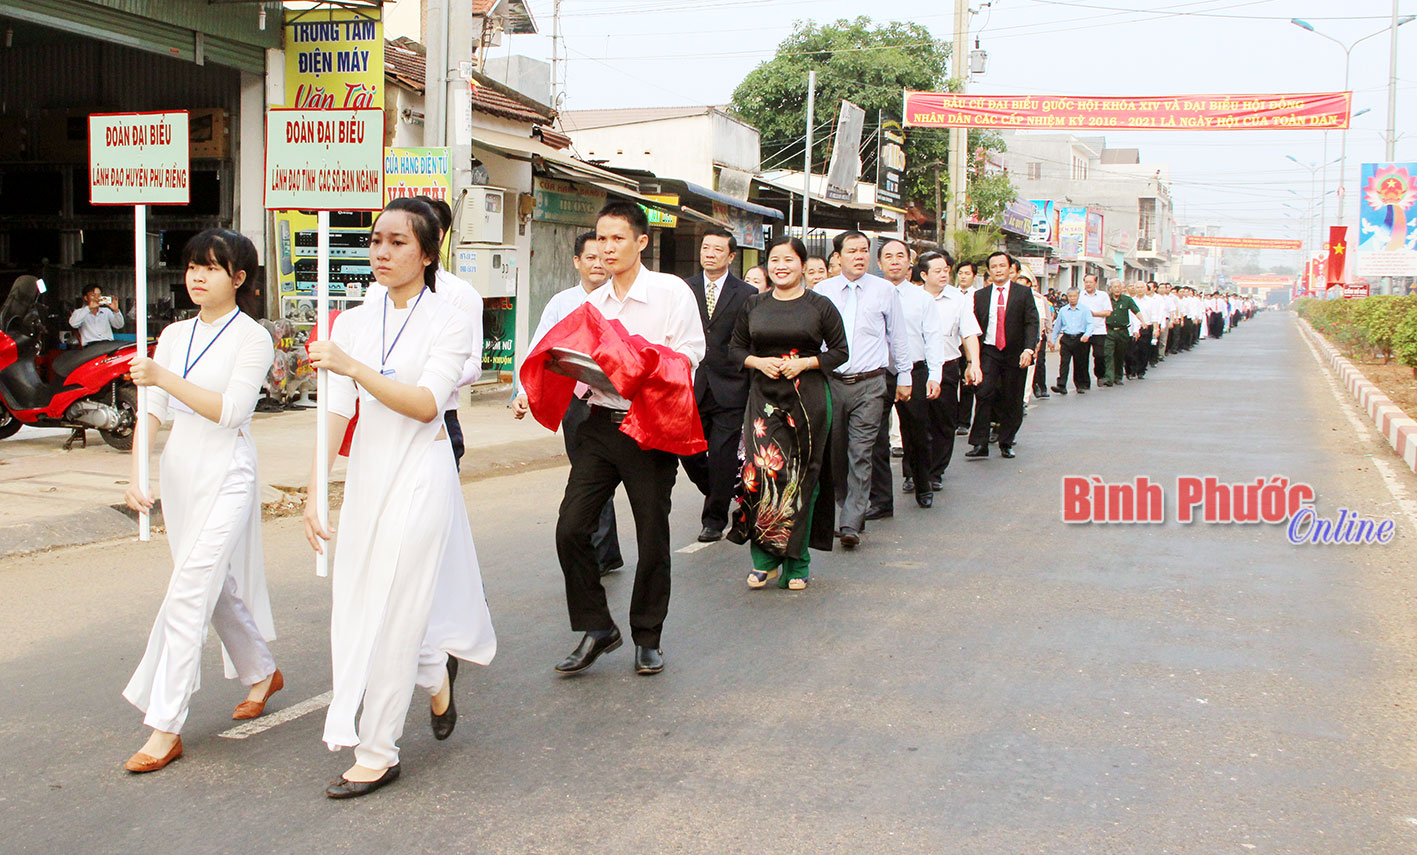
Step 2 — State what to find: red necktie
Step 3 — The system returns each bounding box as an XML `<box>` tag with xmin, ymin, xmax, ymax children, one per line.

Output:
<box><xmin>996</xmin><ymin>285</ymin><xmax>1007</xmax><ymax>350</ymax></box>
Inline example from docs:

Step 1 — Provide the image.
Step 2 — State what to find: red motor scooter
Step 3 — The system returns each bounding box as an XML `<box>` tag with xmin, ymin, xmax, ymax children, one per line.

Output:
<box><xmin>0</xmin><ymin>275</ymin><xmax>151</xmax><ymax>450</ymax></box>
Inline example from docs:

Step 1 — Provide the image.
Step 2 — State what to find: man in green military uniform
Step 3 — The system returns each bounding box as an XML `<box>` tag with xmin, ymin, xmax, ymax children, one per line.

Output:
<box><xmin>1102</xmin><ymin>279</ymin><xmax>1142</xmax><ymax>387</ymax></box>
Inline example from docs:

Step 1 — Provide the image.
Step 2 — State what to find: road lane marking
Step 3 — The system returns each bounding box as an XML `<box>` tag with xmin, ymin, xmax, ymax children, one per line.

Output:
<box><xmin>676</xmin><ymin>541</ymin><xmax>715</xmax><ymax>554</ymax></box>
<box><xmin>1296</xmin><ymin>322</ymin><xmax>1417</xmax><ymax>537</ymax></box>
<box><xmin>217</xmin><ymin>691</ymin><xmax>333</xmax><ymax>740</ymax></box>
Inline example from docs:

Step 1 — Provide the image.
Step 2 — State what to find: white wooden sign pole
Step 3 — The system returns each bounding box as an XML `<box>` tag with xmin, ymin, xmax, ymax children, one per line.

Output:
<box><xmin>88</xmin><ymin>110</ymin><xmax>189</xmax><ymax>543</ymax></box>
<box><xmin>263</xmin><ymin>107</ymin><xmax>385</xmax><ymax>577</ymax></box>
<box><xmin>315</xmin><ymin>210</ymin><xmax>331</xmax><ymax>577</ymax></box>
<box><xmin>134</xmin><ymin>203</ymin><xmax>150</xmax><ymax>541</ymax></box>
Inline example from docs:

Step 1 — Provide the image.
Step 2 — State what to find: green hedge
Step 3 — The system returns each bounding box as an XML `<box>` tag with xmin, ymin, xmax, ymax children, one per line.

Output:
<box><xmin>1295</xmin><ymin>295</ymin><xmax>1417</xmax><ymax>375</ymax></box>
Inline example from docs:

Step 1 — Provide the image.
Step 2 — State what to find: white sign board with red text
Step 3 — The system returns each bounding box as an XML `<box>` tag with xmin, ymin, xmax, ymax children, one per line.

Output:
<box><xmin>88</xmin><ymin>111</ymin><xmax>190</xmax><ymax>205</ymax></box>
<box><xmin>264</xmin><ymin>108</ymin><xmax>384</xmax><ymax>210</ymax></box>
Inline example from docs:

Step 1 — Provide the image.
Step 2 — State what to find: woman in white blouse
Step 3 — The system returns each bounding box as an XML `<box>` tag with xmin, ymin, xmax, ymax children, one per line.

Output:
<box><xmin>121</xmin><ymin>230</ymin><xmax>281</xmax><ymax>773</ymax></box>
<box><xmin>304</xmin><ymin>197</ymin><xmax>495</xmax><ymax>799</ymax></box>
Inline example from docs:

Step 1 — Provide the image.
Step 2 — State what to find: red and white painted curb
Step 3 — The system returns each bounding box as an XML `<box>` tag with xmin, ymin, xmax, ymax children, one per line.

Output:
<box><xmin>1297</xmin><ymin>318</ymin><xmax>1417</xmax><ymax>475</ymax></box>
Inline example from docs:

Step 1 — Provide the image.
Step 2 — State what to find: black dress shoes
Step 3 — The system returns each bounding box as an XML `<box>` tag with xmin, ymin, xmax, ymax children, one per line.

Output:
<box><xmin>916</xmin><ymin>493</ymin><xmax>933</xmax><ymax>508</ymax></box>
<box><xmin>554</xmin><ymin>628</ymin><xmax>622</xmax><ymax>674</ymax></box>
<box><xmin>901</xmin><ymin>476</ymin><xmax>915</xmax><ymax>494</ymax></box>
<box><xmin>635</xmin><ymin>646</ymin><xmax>664</xmax><ymax>675</ymax></box>
<box><xmin>696</xmin><ymin>526</ymin><xmax>723</xmax><ymax>543</ymax></box>
<box><xmin>955</xmin><ymin>425</ymin><xmax>971</xmax><ymax>436</ymax></box>
<box><xmin>840</xmin><ymin>529</ymin><xmax>860</xmax><ymax>548</ymax></box>
<box><xmin>964</xmin><ymin>445</ymin><xmax>989</xmax><ymax>459</ymax></box>
<box><xmin>431</xmin><ymin>657</ymin><xmax>457</xmax><ymax>740</ymax></box>
<box><xmin>1000</xmin><ymin>445</ymin><xmax>1016</xmax><ymax>459</ymax></box>
<box><xmin>326</xmin><ymin>764</ymin><xmax>400</xmax><ymax>799</ymax></box>
<box><xmin>1051</xmin><ymin>384</ymin><xmax>1067</xmax><ymax>395</ymax></box>
<box><xmin>1034</xmin><ymin>387</ymin><xmax>1050</xmax><ymax>398</ymax></box>
<box><xmin>864</xmin><ymin>506</ymin><xmax>893</xmax><ymax>521</ymax></box>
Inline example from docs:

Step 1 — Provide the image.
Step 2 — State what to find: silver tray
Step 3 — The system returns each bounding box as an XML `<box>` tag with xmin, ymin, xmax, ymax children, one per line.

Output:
<box><xmin>544</xmin><ymin>347</ymin><xmax>618</xmax><ymax>394</ymax></box>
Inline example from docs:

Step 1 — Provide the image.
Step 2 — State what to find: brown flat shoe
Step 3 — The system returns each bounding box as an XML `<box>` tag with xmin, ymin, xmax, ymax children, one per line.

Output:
<box><xmin>232</xmin><ymin>668</ymin><xmax>284</xmax><ymax>720</ymax></box>
<box><xmin>124</xmin><ymin>737</ymin><xmax>183</xmax><ymax>773</ymax></box>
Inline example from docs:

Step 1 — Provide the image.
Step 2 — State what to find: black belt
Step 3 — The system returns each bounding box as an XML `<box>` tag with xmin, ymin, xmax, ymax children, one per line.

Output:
<box><xmin>831</xmin><ymin>368</ymin><xmax>885</xmax><ymax>384</ymax></box>
<box><xmin>588</xmin><ymin>404</ymin><xmax>627</xmax><ymax>424</ymax></box>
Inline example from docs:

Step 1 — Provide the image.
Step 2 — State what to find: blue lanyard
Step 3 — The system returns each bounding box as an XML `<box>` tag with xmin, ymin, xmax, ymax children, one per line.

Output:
<box><xmin>183</xmin><ymin>311</ymin><xmax>240</xmax><ymax>378</ymax></box>
<box><xmin>382</xmin><ymin>288</ymin><xmax>426</xmax><ymax>369</ymax></box>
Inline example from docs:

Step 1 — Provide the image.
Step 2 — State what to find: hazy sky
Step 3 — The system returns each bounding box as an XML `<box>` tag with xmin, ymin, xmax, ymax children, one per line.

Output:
<box><xmin>486</xmin><ymin>0</ymin><xmax>1414</xmax><ymax>256</ymax></box>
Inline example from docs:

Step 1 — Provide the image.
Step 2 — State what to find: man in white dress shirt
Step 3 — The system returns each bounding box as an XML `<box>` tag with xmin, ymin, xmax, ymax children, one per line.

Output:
<box><xmin>870</xmin><ymin>238</ymin><xmax>939</xmax><ymax>514</ymax></box>
<box><xmin>553</xmin><ymin>201</ymin><xmax>705</xmax><ymax>677</ymax></box>
<box><xmin>914</xmin><ymin>251</ymin><xmax>982</xmax><ymax>492</ymax></box>
<box><xmin>69</xmin><ymin>284</ymin><xmax>125</xmax><ymax>345</ymax></box>
<box><xmin>1077</xmin><ymin>273</ymin><xmax>1111</xmax><ymax>388</ymax></box>
<box><xmin>513</xmin><ymin>231</ymin><xmax>622</xmax><ymax>574</ymax></box>
<box><xmin>881</xmin><ymin>241</ymin><xmax>945</xmax><ymax>509</ymax></box>
<box><xmin>816</xmin><ymin>231</ymin><xmax>912</xmax><ymax>548</ymax></box>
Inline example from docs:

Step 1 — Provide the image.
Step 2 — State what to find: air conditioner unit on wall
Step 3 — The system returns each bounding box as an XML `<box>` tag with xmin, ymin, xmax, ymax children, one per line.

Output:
<box><xmin>454</xmin><ymin>186</ymin><xmax>506</xmax><ymax>245</ymax></box>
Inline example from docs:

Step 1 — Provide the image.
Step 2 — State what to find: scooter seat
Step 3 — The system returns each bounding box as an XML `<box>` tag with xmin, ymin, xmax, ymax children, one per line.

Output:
<box><xmin>52</xmin><ymin>340</ymin><xmax>131</xmax><ymax>379</ymax></box>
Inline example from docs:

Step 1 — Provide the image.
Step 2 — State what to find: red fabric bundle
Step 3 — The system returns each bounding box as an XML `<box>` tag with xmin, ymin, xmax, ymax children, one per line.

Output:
<box><xmin>304</xmin><ymin>311</ymin><xmax>357</xmax><ymax>457</ymax></box>
<box><xmin>520</xmin><ymin>302</ymin><xmax>705</xmax><ymax>455</ymax></box>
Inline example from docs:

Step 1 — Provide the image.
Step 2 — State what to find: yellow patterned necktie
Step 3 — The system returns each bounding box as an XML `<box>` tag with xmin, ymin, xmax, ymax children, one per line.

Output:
<box><xmin>706</xmin><ymin>279</ymin><xmax>718</xmax><ymax>318</ymax></box>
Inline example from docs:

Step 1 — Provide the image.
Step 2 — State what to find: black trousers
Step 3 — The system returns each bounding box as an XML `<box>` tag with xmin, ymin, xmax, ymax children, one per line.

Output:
<box><xmin>443</xmin><ymin>408</ymin><xmax>464</xmax><ymax>470</ymax></box>
<box><xmin>869</xmin><ymin>373</ymin><xmax>898</xmax><ymax>512</ymax></box>
<box><xmin>970</xmin><ymin>347</ymin><xmax>1028</xmax><ymax>449</ymax></box>
<box><xmin>1127</xmin><ymin>329</ymin><xmax>1151</xmax><ymax>377</ymax></box>
<box><xmin>555</xmin><ymin>409</ymin><xmax>676</xmax><ymax>647</ymax></box>
<box><xmin>1089</xmin><ymin>333</ymin><xmax>1108</xmax><ymax>383</ymax></box>
<box><xmin>680</xmin><ymin>387</ymin><xmax>744</xmax><ymax>532</ymax></box>
<box><xmin>906</xmin><ymin>358</ymin><xmax>959</xmax><ymax>484</ymax></box>
<box><xmin>1031</xmin><ymin>336</ymin><xmax>1049</xmax><ymax>392</ymax></box>
<box><xmin>956</xmin><ymin>362</ymin><xmax>975</xmax><ymax>429</ymax></box>
<box><xmin>561</xmin><ymin>397</ymin><xmax>623</xmax><ymax>571</ymax></box>
<box><xmin>892</xmin><ymin>362</ymin><xmax>932</xmax><ymax>497</ymax></box>
<box><xmin>1056</xmin><ymin>333</ymin><xmax>1090</xmax><ymax>390</ymax></box>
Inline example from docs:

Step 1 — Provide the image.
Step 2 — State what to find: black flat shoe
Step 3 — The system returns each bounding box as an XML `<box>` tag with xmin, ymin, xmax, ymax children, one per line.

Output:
<box><xmin>554</xmin><ymin>628</ymin><xmax>622</xmax><ymax>674</ymax></box>
<box><xmin>955</xmin><ymin>426</ymin><xmax>971</xmax><ymax>436</ymax></box>
<box><xmin>964</xmin><ymin>445</ymin><xmax>988</xmax><ymax>459</ymax></box>
<box><xmin>864</xmin><ymin>506</ymin><xmax>893</xmax><ymax>521</ymax></box>
<box><xmin>696</xmin><ymin>526</ymin><xmax>722</xmax><ymax>543</ymax></box>
<box><xmin>1051</xmin><ymin>385</ymin><xmax>1067</xmax><ymax>395</ymax></box>
<box><xmin>916</xmin><ymin>493</ymin><xmax>933</xmax><ymax>508</ymax></box>
<box><xmin>326</xmin><ymin>763</ymin><xmax>400</xmax><ymax>799</ymax></box>
<box><xmin>598</xmin><ymin>557</ymin><xmax>625</xmax><ymax>576</ymax></box>
<box><xmin>431</xmin><ymin>657</ymin><xmax>458</xmax><ymax>740</ymax></box>
<box><xmin>1000</xmin><ymin>446</ymin><xmax>1016</xmax><ymax>459</ymax></box>
<box><xmin>635</xmin><ymin>646</ymin><xmax>664</xmax><ymax>675</ymax></box>
<box><xmin>840</xmin><ymin>529</ymin><xmax>860</xmax><ymax>549</ymax></box>
<box><xmin>901</xmin><ymin>477</ymin><xmax>915</xmax><ymax>494</ymax></box>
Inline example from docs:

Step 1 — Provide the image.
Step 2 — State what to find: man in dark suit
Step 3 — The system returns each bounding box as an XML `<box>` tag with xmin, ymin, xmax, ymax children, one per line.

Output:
<box><xmin>682</xmin><ymin>227</ymin><xmax>754</xmax><ymax>542</ymax></box>
<box><xmin>965</xmin><ymin>250</ymin><xmax>1040</xmax><ymax>460</ymax></box>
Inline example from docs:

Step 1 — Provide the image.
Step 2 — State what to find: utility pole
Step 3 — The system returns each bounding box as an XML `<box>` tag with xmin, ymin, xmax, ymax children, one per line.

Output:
<box><xmin>803</xmin><ymin>70</ymin><xmax>815</xmax><ymax>237</ymax></box>
<box><xmin>944</xmin><ymin>0</ymin><xmax>969</xmax><ymax>250</ymax></box>
<box><xmin>550</xmin><ymin>0</ymin><xmax>563</xmax><ymax>109</ymax></box>
<box><xmin>425</xmin><ymin>0</ymin><xmax>449</xmax><ymax>146</ymax></box>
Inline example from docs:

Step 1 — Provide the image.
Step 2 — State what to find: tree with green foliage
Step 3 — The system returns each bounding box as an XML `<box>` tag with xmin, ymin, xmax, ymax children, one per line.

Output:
<box><xmin>730</xmin><ymin>17</ymin><xmax>1016</xmax><ymax>226</ymax></box>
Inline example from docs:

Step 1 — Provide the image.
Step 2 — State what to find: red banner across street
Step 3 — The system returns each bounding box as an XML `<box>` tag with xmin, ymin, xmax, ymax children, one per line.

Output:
<box><xmin>902</xmin><ymin>91</ymin><xmax>1351</xmax><ymax>131</ymax></box>
<box><xmin>1185</xmin><ymin>235</ymin><xmax>1304</xmax><ymax>250</ymax></box>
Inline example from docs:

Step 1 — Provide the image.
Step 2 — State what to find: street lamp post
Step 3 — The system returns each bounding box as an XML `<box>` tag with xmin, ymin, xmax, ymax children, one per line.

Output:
<box><xmin>1292</xmin><ymin>15</ymin><xmax>1415</xmax><ymax>291</ymax></box>
<box><xmin>1286</xmin><ymin>155</ymin><xmax>1339</xmax><ymax>261</ymax></box>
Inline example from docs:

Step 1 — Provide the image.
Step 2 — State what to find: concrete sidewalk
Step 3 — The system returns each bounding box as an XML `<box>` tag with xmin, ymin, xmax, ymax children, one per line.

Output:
<box><xmin>0</xmin><ymin>384</ymin><xmax>566</xmax><ymax>558</ymax></box>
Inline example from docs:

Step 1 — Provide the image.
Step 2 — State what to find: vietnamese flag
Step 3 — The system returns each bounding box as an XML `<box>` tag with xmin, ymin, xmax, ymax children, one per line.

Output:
<box><xmin>1326</xmin><ymin>226</ymin><xmax>1348</xmax><ymax>286</ymax></box>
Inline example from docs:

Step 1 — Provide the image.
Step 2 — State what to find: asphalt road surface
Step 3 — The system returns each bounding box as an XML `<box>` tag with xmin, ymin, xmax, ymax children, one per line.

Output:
<box><xmin>3</xmin><ymin>313</ymin><xmax>1416</xmax><ymax>854</ymax></box>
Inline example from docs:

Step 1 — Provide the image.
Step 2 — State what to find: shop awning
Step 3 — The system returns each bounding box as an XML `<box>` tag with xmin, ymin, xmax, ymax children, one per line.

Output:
<box><xmin>652</xmin><ymin>178</ymin><xmax>784</xmax><ymax>221</ymax></box>
<box><xmin>751</xmin><ymin>173</ymin><xmax>896</xmax><ymax>232</ymax></box>
<box><xmin>468</xmin><ymin>127</ymin><xmax>717</xmax><ymax>224</ymax></box>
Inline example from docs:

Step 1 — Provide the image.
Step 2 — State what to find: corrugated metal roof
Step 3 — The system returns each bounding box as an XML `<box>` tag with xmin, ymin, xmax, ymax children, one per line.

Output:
<box><xmin>560</xmin><ymin>106</ymin><xmax>718</xmax><ymax>132</ymax></box>
<box><xmin>75</xmin><ymin>0</ymin><xmax>280</xmax><ymax>49</ymax></box>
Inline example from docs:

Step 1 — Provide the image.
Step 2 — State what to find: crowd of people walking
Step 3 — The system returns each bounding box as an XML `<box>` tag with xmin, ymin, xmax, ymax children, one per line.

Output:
<box><xmin>114</xmin><ymin>197</ymin><xmax>1256</xmax><ymax>798</ymax></box>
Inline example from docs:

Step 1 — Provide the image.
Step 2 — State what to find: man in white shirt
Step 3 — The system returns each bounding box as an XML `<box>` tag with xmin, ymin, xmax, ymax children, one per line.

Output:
<box><xmin>1076</xmin><ymin>273</ymin><xmax>1111</xmax><ymax>388</ymax></box>
<box><xmin>915</xmin><ymin>251</ymin><xmax>982</xmax><ymax>490</ymax></box>
<box><xmin>953</xmin><ymin>260</ymin><xmax>981</xmax><ymax>437</ymax></box>
<box><xmin>513</xmin><ymin>231</ymin><xmax>622</xmax><ymax>574</ymax></box>
<box><xmin>69</xmin><ymin>284</ymin><xmax>125</xmax><ymax>345</ymax></box>
<box><xmin>553</xmin><ymin>201</ymin><xmax>705</xmax><ymax>678</ymax></box>
<box><xmin>816</xmin><ymin>231</ymin><xmax>912</xmax><ymax>548</ymax></box>
<box><xmin>877</xmin><ymin>239</ymin><xmax>945</xmax><ymax>509</ymax></box>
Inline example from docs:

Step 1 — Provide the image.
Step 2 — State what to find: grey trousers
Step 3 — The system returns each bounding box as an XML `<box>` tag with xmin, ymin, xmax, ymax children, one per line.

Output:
<box><xmin>829</xmin><ymin>373</ymin><xmax>887</xmax><ymax>534</ymax></box>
